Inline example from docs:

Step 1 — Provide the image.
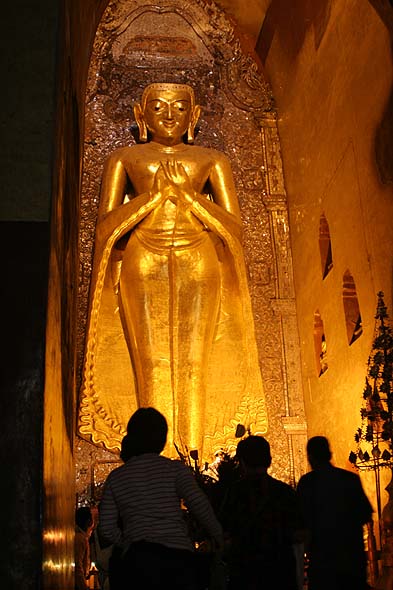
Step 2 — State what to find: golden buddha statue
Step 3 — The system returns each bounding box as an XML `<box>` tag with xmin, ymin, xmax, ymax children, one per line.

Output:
<box><xmin>79</xmin><ymin>82</ymin><xmax>267</xmax><ymax>458</ymax></box>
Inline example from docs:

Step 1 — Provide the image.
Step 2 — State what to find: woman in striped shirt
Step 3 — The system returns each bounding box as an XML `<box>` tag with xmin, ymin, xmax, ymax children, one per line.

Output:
<box><xmin>98</xmin><ymin>407</ymin><xmax>223</xmax><ymax>589</ymax></box>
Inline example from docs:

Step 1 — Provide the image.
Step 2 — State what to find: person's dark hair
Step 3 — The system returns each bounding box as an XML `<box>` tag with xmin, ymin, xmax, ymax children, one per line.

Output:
<box><xmin>75</xmin><ymin>506</ymin><xmax>93</xmax><ymax>532</ymax></box>
<box><xmin>120</xmin><ymin>433</ymin><xmax>133</xmax><ymax>462</ymax></box>
<box><xmin>236</xmin><ymin>435</ymin><xmax>272</xmax><ymax>469</ymax></box>
<box><xmin>307</xmin><ymin>436</ymin><xmax>332</xmax><ymax>466</ymax></box>
<box><xmin>125</xmin><ymin>407</ymin><xmax>168</xmax><ymax>456</ymax></box>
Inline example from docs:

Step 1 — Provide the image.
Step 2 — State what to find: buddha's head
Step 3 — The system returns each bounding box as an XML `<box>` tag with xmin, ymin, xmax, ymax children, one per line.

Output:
<box><xmin>134</xmin><ymin>83</ymin><xmax>201</xmax><ymax>145</ymax></box>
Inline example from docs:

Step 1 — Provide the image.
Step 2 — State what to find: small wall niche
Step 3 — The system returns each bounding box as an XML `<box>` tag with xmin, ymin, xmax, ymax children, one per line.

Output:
<box><xmin>319</xmin><ymin>213</ymin><xmax>333</xmax><ymax>279</ymax></box>
<box><xmin>314</xmin><ymin>309</ymin><xmax>328</xmax><ymax>376</ymax></box>
<box><xmin>342</xmin><ymin>269</ymin><xmax>362</xmax><ymax>345</ymax></box>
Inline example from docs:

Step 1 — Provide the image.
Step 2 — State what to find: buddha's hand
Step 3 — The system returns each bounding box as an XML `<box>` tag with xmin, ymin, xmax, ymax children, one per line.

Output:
<box><xmin>159</xmin><ymin>160</ymin><xmax>196</xmax><ymax>204</ymax></box>
<box><xmin>149</xmin><ymin>163</ymin><xmax>168</xmax><ymax>203</ymax></box>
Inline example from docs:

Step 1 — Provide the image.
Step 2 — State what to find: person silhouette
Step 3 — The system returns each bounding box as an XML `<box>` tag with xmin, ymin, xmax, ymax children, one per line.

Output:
<box><xmin>219</xmin><ymin>435</ymin><xmax>302</xmax><ymax>590</ymax></box>
<box><xmin>75</xmin><ymin>506</ymin><xmax>93</xmax><ymax>590</ymax></box>
<box><xmin>297</xmin><ymin>436</ymin><xmax>373</xmax><ymax>590</ymax></box>
<box><xmin>98</xmin><ymin>407</ymin><xmax>223</xmax><ymax>590</ymax></box>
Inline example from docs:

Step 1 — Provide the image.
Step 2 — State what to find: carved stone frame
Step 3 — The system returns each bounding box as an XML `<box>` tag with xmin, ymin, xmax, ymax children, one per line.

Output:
<box><xmin>76</xmin><ymin>0</ymin><xmax>307</xmax><ymax>501</ymax></box>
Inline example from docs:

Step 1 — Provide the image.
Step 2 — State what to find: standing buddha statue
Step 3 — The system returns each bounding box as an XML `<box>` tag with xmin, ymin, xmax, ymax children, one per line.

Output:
<box><xmin>79</xmin><ymin>82</ymin><xmax>267</xmax><ymax>458</ymax></box>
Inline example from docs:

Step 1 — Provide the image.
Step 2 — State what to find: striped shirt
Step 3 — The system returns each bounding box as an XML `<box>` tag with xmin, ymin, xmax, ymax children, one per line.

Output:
<box><xmin>98</xmin><ymin>453</ymin><xmax>223</xmax><ymax>552</ymax></box>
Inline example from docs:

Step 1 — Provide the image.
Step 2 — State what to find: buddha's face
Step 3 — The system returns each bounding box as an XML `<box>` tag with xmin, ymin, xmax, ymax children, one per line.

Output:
<box><xmin>142</xmin><ymin>88</ymin><xmax>194</xmax><ymax>145</ymax></box>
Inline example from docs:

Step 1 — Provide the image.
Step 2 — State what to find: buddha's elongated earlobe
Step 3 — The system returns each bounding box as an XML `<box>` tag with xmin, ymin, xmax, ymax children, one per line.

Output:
<box><xmin>134</xmin><ymin>103</ymin><xmax>148</xmax><ymax>142</ymax></box>
<box><xmin>187</xmin><ymin>105</ymin><xmax>201</xmax><ymax>144</ymax></box>
<box><xmin>187</xmin><ymin>126</ymin><xmax>195</xmax><ymax>144</ymax></box>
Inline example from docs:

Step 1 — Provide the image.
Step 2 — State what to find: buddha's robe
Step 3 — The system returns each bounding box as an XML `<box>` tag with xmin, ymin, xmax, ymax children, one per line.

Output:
<box><xmin>79</xmin><ymin>156</ymin><xmax>267</xmax><ymax>460</ymax></box>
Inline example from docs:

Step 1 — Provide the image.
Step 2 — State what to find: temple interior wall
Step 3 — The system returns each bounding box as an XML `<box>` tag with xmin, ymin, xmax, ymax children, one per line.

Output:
<box><xmin>257</xmin><ymin>0</ymin><xmax>393</xmax><ymax>509</ymax></box>
<box><xmin>1</xmin><ymin>0</ymin><xmax>393</xmax><ymax>587</ymax></box>
<box><xmin>42</xmin><ymin>3</ymin><xmax>109</xmax><ymax>587</ymax></box>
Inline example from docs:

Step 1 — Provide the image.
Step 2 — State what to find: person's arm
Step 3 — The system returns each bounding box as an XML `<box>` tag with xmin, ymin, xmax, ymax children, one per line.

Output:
<box><xmin>176</xmin><ymin>463</ymin><xmax>223</xmax><ymax>547</ymax></box>
<box><xmin>98</xmin><ymin>477</ymin><xmax>122</xmax><ymax>547</ymax></box>
<box><xmin>296</xmin><ymin>475</ymin><xmax>312</xmax><ymax>553</ymax></box>
<box><xmin>93</xmin><ymin>529</ymin><xmax>113</xmax><ymax>575</ymax></box>
<box><xmin>285</xmin><ymin>486</ymin><xmax>306</xmax><ymax>590</ymax></box>
<box><xmin>354</xmin><ymin>475</ymin><xmax>373</xmax><ymax>524</ymax></box>
<box><xmin>75</xmin><ymin>533</ymin><xmax>89</xmax><ymax>590</ymax></box>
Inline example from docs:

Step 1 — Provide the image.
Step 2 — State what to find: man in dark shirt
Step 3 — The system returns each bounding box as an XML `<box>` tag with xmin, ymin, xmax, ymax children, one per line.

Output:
<box><xmin>297</xmin><ymin>436</ymin><xmax>373</xmax><ymax>590</ymax></box>
<box><xmin>220</xmin><ymin>436</ymin><xmax>302</xmax><ymax>590</ymax></box>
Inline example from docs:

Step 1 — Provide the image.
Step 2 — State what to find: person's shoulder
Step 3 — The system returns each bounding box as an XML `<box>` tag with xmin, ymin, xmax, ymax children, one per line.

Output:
<box><xmin>331</xmin><ymin>465</ymin><xmax>362</xmax><ymax>483</ymax></box>
<box><xmin>269</xmin><ymin>475</ymin><xmax>296</xmax><ymax>496</ymax></box>
<box><xmin>297</xmin><ymin>471</ymin><xmax>314</xmax><ymax>490</ymax></box>
<box><xmin>170</xmin><ymin>458</ymin><xmax>191</xmax><ymax>471</ymax></box>
<box><xmin>105</xmin><ymin>462</ymin><xmax>127</xmax><ymax>481</ymax></box>
<box><xmin>298</xmin><ymin>471</ymin><xmax>313</xmax><ymax>482</ymax></box>
<box><xmin>107</xmin><ymin>453</ymin><xmax>173</xmax><ymax>478</ymax></box>
<box><xmin>133</xmin><ymin>452</ymin><xmax>171</xmax><ymax>467</ymax></box>
<box><xmin>168</xmin><ymin>459</ymin><xmax>197</xmax><ymax>480</ymax></box>
<box><xmin>323</xmin><ymin>464</ymin><xmax>353</xmax><ymax>477</ymax></box>
<box><xmin>156</xmin><ymin>453</ymin><xmax>175</xmax><ymax>465</ymax></box>
<box><xmin>140</xmin><ymin>453</ymin><xmax>185</xmax><ymax>470</ymax></box>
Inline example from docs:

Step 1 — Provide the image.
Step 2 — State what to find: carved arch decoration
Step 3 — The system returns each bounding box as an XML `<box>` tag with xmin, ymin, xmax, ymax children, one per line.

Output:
<box><xmin>76</xmin><ymin>0</ymin><xmax>307</xmax><ymax>492</ymax></box>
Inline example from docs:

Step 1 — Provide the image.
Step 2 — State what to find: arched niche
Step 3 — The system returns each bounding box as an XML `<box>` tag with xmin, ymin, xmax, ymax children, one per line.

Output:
<box><xmin>342</xmin><ymin>269</ymin><xmax>363</xmax><ymax>345</ymax></box>
<box><xmin>76</xmin><ymin>0</ymin><xmax>307</xmax><ymax>496</ymax></box>
<box><xmin>314</xmin><ymin>309</ymin><xmax>328</xmax><ymax>377</ymax></box>
<box><xmin>319</xmin><ymin>212</ymin><xmax>333</xmax><ymax>279</ymax></box>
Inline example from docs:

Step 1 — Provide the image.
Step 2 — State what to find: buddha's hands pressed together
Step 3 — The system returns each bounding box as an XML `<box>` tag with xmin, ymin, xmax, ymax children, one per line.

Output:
<box><xmin>150</xmin><ymin>160</ymin><xmax>195</xmax><ymax>204</ymax></box>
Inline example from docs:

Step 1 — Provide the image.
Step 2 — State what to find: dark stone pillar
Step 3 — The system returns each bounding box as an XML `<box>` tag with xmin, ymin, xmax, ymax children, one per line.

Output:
<box><xmin>0</xmin><ymin>221</ymin><xmax>49</xmax><ymax>589</ymax></box>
